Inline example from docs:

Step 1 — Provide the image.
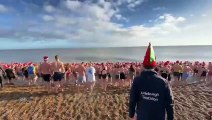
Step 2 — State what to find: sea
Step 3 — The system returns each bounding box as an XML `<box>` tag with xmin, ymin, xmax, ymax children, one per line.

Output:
<box><xmin>0</xmin><ymin>46</ymin><xmax>212</xmax><ymax>63</ymax></box>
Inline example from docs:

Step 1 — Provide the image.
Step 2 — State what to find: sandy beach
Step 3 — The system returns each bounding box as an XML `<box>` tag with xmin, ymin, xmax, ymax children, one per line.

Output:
<box><xmin>0</xmin><ymin>79</ymin><xmax>211</xmax><ymax>120</ymax></box>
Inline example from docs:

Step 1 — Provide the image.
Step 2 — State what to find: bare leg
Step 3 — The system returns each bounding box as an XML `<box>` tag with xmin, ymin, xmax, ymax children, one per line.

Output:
<box><xmin>123</xmin><ymin>79</ymin><xmax>125</xmax><ymax>87</ymax></box>
<box><xmin>91</xmin><ymin>82</ymin><xmax>95</xmax><ymax>93</ymax></box>
<box><xmin>7</xmin><ymin>78</ymin><xmax>10</xmax><ymax>84</ymax></box>
<box><xmin>44</xmin><ymin>81</ymin><xmax>51</xmax><ymax>93</ymax></box>
<box><xmin>202</xmin><ymin>76</ymin><xmax>207</xmax><ymax>82</ymax></box>
<box><xmin>54</xmin><ymin>81</ymin><xmax>59</xmax><ymax>93</ymax></box>
<box><xmin>129</xmin><ymin>78</ymin><xmax>132</xmax><ymax>88</ymax></box>
<box><xmin>103</xmin><ymin>79</ymin><xmax>107</xmax><ymax>91</ymax></box>
<box><xmin>101</xmin><ymin>79</ymin><xmax>104</xmax><ymax>90</ymax></box>
<box><xmin>118</xmin><ymin>79</ymin><xmax>121</xmax><ymax>87</ymax></box>
<box><xmin>28</xmin><ymin>79</ymin><xmax>31</xmax><ymax>86</ymax></box>
<box><xmin>34</xmin><ymin>76</ymin><xmax>38</xmax><ymax>86</ymax></box>
<box><xmin>110</xmin><ymin>77</ymin><xmax>112</xmax><ymax>85</ymax></box>
<box><xmin>104</xmin><ymin>82</ymin><xmax>107</xmax><ymax>91</ymax></box>
<box><xmin>60</xmin><ymin>81</ymin><xmax>64</xmax><ymax>92</ymax></box>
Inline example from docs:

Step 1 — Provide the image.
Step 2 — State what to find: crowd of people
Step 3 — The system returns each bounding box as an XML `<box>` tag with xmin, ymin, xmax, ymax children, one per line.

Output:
<box><xmin>0</xmin><ymin>55</ymin><xmax>212</xmax><ymax>93</ymax></box>
<box><xmin>1</xmin><ymin>43</ymin><xmax>211</xmax><ymax>120</ymax></box>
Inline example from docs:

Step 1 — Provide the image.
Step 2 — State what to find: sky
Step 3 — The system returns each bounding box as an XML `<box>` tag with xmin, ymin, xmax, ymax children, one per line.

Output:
<box><xmin>0</xmin><ymin>0</ymin><xmax>212</xmax><ymax>49</ymax></box>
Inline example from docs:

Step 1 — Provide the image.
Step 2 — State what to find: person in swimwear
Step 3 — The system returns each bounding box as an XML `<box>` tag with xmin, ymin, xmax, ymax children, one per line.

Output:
<box><xmin>207</xmin><ymin>62</ymin><xmax>212</xmax><ymax>82</ymax></box>
<box><xmin>179</xmin><ymin>62</ymin><xmax>183</xmax><ymax>80</ymax></box>
<box><xmin>76</xmin><ymin>62</ymin><xmax>86</xmax><ymax>92</ymax></box>
<box><xmin>182</xmin><ymin>64</ymin><xmax>193</xmax><ymax>81</ymax></box>
<box><xmin>128</xmin><ymin>64</ymin><xmax>135</xmax><ymax>88</ymax></box>
<box><xmin>112</xmin><ymin>65</ymin><xmax>119</xmax><ymax>87</ymax></box>
<box><xmin>160</xmin><ymin>62</ymin><xmax>171</xmax><ymax>82</ymax></box>
<box><xmin>193</xmin><ymin>62</ymin><xmax>199</xmax><ymax>77</ymax></box>
<box><xmin>51</xmin><ymin>55</ymin><xmax>65</xmax><ymax>93</ymax></box>
<box><xmin>154</xmin><ymin>63</ymin><xmax>161</xmax><ymax>73</ymax></box>
<box><xmin>14</xmin><ymin>64</ymin><xmax>22</xmax><ymax>80</ymax></box>
<box><xmin>189</xmin><ymin>62</ymin><xmax>194</xmax><ymax>73</ymax></box>
<box><xmin>22</xmin><ymin>66</ymin><xmax>29</xmax><ymax>81</ymax></box>
<box><xmin>110</xmin><ymin>64</ymin><xmax>115</xmax><ymax>85</ymax></box>
<box><xmin>135</xmin><ymin>65</ymin><xmax>140</xmax><ymax>77</ymax></box>
<box><xmin>197</xmin><ymin>63</ymin><xmax>203</xmax><ymax>80</ymax></box>
<box><xmin>39</xmin><ymin>56</ymin><xmax>52</xmax><ymax>93</ymax></box>
<box><xmin>119</xmin><ymin>65</ymin><xmax>127</xmax><ymax>87</ymax></box>
<box><xmin>101</xmin><ymin>65</ymin><xmax>108</xmax><ymax>91</ymax></box>
<box><xmin>27</xmin><ymin>63</ymin><xmax>38</xmax><ymax>86</ymax></box>
<box><xmin>200</xmin><ymin>63</ymin><xmax>208</xmax><ymax>82</ymax></box>
<box><xmin>72</xmin><ymin>64</ymin><xmax>78</xmax><ymax>85</ymax></box>
<box><xmin>5</xmin><ymin>65</ymin><xmax>16</xmax><ymax>85</ymax></box>
<box><xmin>97</xmin><ymin>64</ymin><xmax>103</xmax><ymax>82</ymax></box>
<box><xmin>65</xmin><ymin>64</ymin><xmax>72</xmax><ymax>84</ymax></box>
<box><xmin>172</xmin><ymin>61</ymin><xmax>182</xmax><ymax>81</ymax></box>
<box><xmin>107</xmin><ymin>65</ymin><xmax>112</xmax><ymax>85</ymax></box>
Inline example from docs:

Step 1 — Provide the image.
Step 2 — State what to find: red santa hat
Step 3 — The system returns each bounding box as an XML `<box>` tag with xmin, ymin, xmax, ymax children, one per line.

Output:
<box><xmin>164</xmin><ymin>62</ymin><xmax>169</xmax><ymax>66</ymax></box>
<box><xmin>143</xmin><ymin>43</ymin><xmax>157</xmax><ymax>68</ymax></box>
<box><xmin>28</xmin><ymin>62</ymin><xmax>33</xmax><ymax>65</ymax></box>
<box><xmin>43</xmin><ymin>56</ymin><xmax>49</xmax><ymax>61</ymax></box>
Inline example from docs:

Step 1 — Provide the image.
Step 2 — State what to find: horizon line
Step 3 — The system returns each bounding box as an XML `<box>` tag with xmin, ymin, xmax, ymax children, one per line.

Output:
<box><xmin>0</xmin><ymin>45</ymin><xmax>211</xmax><ymax>50</ymax></box>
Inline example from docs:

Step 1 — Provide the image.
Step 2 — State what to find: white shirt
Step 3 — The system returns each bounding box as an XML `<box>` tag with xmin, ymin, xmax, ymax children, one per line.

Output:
<box><xmin>86</xmin><ymin>66</ymin><xmax>96</xmax><ymax>82</ymax></box>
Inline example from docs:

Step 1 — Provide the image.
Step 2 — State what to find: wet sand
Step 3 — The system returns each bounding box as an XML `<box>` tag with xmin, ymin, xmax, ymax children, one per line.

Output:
<box><xmin>0</xmin><ymin>81</ymin><xmax>211</xmax><ymax>120</ymax></box>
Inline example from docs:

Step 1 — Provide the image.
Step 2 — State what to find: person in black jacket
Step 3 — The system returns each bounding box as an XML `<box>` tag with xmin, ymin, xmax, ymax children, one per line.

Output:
<box><xmin>129</xmin><ymin>43</ymin><xmax>174</xmax><ymax>120</ymax></box>
<box><xmin>5</xmin><ymin>66</ymin><xmax>16</xmax><ymax>85</ymax></box>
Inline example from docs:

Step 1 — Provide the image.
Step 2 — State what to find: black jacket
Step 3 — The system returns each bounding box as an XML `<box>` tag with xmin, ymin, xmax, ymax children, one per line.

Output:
<box><xmin>129</xmin><ymin>69</ymin><xmax>174</xmax><ymax>120</ymax></box>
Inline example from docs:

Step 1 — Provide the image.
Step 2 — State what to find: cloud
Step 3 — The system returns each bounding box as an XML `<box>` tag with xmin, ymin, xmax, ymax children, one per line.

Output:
<box><xmin>159</xmin><ymin>14</ymin><xmax>186</xmax><ymax>24</ymax></box>
<box><xmin>127</xmin><ymin>0</ymin><xmax>144</xmax><ymax>10</ymax></box>
<box><xmin>0</xmin><ymin>4</ymin><xmax>9</xmax><ymax>13</ymax></box>
<box><xmin>0</xmin><ymin>1</ymin><xmax>124</xmax><ymax>43</ymax></box>
<box><xmin>0</xmin><ymin>4</ymin><xmax>190</xmax><ymax>47</ymax></box>
<box><xmin>152</xmin><ymin>7</ymin><xmax>166</xmax><ymax>11</ymax></box>
<box><xmin>113</xmin><ymin>14</ymin><xmax>187</xmax><ymax>43</ymax></box>
<box><xmin>44</xmin><ymin>5</ymin><xmax>55</xmax><ymax>13</ymax></box>
<box><xmin>42</xmin><ymin>15</ymin><xmax>54</xmax><ymax>21</ymax></box>
<box><xmin>64</xmin><ymin>0</ymin><xmax>117</xmax><ymax>21</ymax></box>
<box><xmin>115</xmin><ymin>14</ymin><xmax>128</xmax><ymax>21</ymax></box>
<box><xmin>55</xmin><ymin>16</ymin><xmax>77</xmax><ymax>27</ymax></box>
<box><xmin>154</xmin><ymin>14</ymin><xmax>186</xmax><ymax>33</ymax></box>
<box><xmin>0</xmin><ymin>0</ymin><xmax>212</xmax><ymax>48</ymax></box>
<box><xmin>202</xmin><ymin>14</ymin><xmax>207</xmax><ymax>17</ymax></box>
<box><xmin>114</xmin><ymin>0</ymin><xmax>144</xmax><ymax>10</ymax></box>
<box><xmin>66</xmin><ymin>1</ymin><xmax>81</xmax><ymax>11</ymax></box>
